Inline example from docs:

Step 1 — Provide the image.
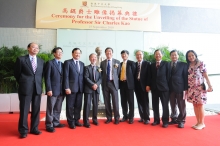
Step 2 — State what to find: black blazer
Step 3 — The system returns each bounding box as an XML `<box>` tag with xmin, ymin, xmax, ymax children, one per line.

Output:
<box><xmin>84</xmin><ymin>65</ymin><xmax>102</xmax><ymax>94</ymax></box>
<box><xmin>134</xmin><ymin>60</ymin><xmax>151</xmax><ymax>91</ymax></box>
<box><xmin>14</xmin><ymin>55</ymin><xmax>44</xmax><ymax>95</ymax></box>
<box><xmin>150</xmin><ymin>61</ymin><xmax>170</xmax><ymax>92</ymax></box>
<box><xmin>63</xmin><ymin>59</ymin><xmax>84</xmax><ymax>93</ymax></box>
<box><xmin>44</xmin><ymin>59</ymin><xmax>64</xmax><ymax>96</ymax></box>
<box><xmin>169</xmin><ymin>61</ymin><xmax>188</xmax><ymax>93</ymax></box>
<box><xmin>119</xmin><ymin>60</ymin><xmax>136</xmax><ymax>90</ymax></box>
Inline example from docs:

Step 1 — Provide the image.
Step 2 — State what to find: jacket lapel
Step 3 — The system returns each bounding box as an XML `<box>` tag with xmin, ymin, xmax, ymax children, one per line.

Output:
<box><xmin>52</xmin><ymin>59</ymin><xmax>61</xmax><ymax>74</ymax></box>
<box><xmin>71</xmin><ymin>60</ymin><xmax>78</xmax><ymax>73</ymax></box>
<box><xmin>25</xmin><ymin>55</ymin><xmax>34</xmax><ymax>73</ymax></box>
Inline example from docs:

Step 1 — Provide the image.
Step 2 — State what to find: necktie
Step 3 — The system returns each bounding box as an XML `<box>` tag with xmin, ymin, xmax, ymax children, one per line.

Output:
<box><xmin>120</xmin><ymin>62</ymin><xmax>126</xmax><ymax>80</ymax></box>
<box><xmin>92</xmin><ymin>66</ymin><xmax>96</xmax><ymax>81</ymax></box>
<box><xmin>31</xmin><ymin>57</ymin><xmax>36</xmax><ymax>73</ymax></box>
<box><xmin>76</xmin><ymin>61</ymin><xmax>80</xmax><ymax>73</ymax></box>
<box><xmin>156</xmin><ymin>61</ymin><xmax>160</xmax><ymax>69</ymax></box>
<box><xmin>172</xmin><ymin>62</ymin><xmax>176</xmax><ymax>74</ymax></box>
<box><xmin>58</xmin><ymin>61</ymin><xmax>61</xmax><ymax>72</ymax></box>
<box><xmin>137</xmin><ymin>62</ymin><xmax>140</xmax><ymax>79</ymax></box>
<box><xmin>107</xmin><ymin>60</ymin><xmax>110</xmax><ymax>81</ymax></box>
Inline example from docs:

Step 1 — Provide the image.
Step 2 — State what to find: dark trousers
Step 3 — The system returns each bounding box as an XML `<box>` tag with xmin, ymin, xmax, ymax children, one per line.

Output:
<box><xmin>119</xmin><ymin>81</ymin><xmax>134</xmax><ymax>119</ymax></box>
<box><xmin>152</xmin><ymin>89</ymin><xmax>169</xmax><ymax>124</ymax></box>
<box><xmin>169</xmin><ymin>91</ymin><xmax>186</xmax><ymax>123</ymax></box>
<box><xmin>83</xmin><ymin>91</ymin><xmax>98</xmax><ymax>124</ymax></box>
<box><xmin>134</xmin><ymin>81</ymin><xmax>150</xmax><ymax>121</ymax></box>
<box><xmin>45</xmin><ymin>95</ymin><xmax>64</xmax><ymax>128</ymax></box>
<box><xmin>66</xmin><ymin>92</ymin><xmax>83</xmax><ymax>126</ymax></box>
<box><xmin>18</xmin><ymin>86</ymin><xmax>41</xmax><ymax>134</ymax></box>
<box><xmin>102</xmin><ymin>81</ymin><xmax>120</xmax><ymax>121</ymax></box>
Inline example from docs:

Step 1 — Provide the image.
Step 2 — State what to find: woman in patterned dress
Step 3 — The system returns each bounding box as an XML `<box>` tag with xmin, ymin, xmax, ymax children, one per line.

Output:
<box><xmin>185</xmin><ymin>50</ymin><xmax>213</xmax><ymax>130</ymax></box>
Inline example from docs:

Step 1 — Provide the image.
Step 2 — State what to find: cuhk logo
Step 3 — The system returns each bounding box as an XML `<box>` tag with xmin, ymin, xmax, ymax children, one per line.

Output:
<box><xmin>82</xmin><ymin>1</ymin><xmax>87</xmax><ymax>6</ymax></box>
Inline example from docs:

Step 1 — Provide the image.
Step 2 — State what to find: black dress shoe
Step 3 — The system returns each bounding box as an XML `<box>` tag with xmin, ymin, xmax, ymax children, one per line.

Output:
<box><xmin>69</xmin><ymin>124</ymin><xmax>76</xmax><ymax>129</ymax></box>
<box><xmin>93</xmin><ymin>121</ymin><xmax>99</xmax><ymax>126</ymax></box>
<box><xmin>178</xmin><ymin>123</ymin><xmax>184</xmax><ymax>128</ymax></box>
<box><xmin>46</xmin><ymin>127</ymin><xmax>55</xmax><ymax>133</ymax></box>
<box><xmin>20</xmin><ymin>133</ymin><xmax>27</xmax><ymax>138</ymax></box>
<box><xmin>120</xmin><ymin>117</ymin><xmax>128</xmax><ymax>122</ymax></box>
<box><xmin>105</xmin><ymin>119</ymin><xmax>112</xmax><ymax>124</ymax></box>
<box><xmin>129</xmin><ymin>119</ymin><xmax>134</xmax><ymax>124</ymax></box>
<box><xmin>83</xmin><ymin>124</ymin><xmax>91</xmax><ymax>128</ymax></box>
<box><xmin>54</xmin><ymin>123</ymin><xmax>65</xmax><ymax>128</ymax></box>
<box><xmin>151</xmin><ymin>122</ymin><xmax>160</xmax><ymax>126</ymax></box>
<box><xmin>114</xmin><ymin>120</ymin><xmax>119</xmax><ymax>125</ymax></box>
<box><xmin>162</xmin><ymin>123</ymin><xmax>169</xmax><ymax>128</ymax></box>
<box><xmin>168</xmin><ymin>120</ymin><xmax>178</xmax><ymax>125</ymax></box>
<box><xmin>75</xmin><ymin>122</ymin><xmax>83</xmax><ymax>127</ymax></box>
<box><xmin>138</xmin><ymin>119</ymin><xmax>143</xmax><ymax>122</ymax></box>
<box><xmin>144</xmin><ymin>120</ymin><xmax>150</xmax><ymax>125</ymax></box>
<box><xmin>30</xmin><ymin>130</ymin><xmax>42</xmax><ymax>135</ymax></box>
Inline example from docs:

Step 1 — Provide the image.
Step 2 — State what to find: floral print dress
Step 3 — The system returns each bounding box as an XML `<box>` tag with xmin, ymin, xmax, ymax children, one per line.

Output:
<box><xmin>187</xmin><ymin>61</ymin><xmax>207</xmax><ymax>104</ymax></box>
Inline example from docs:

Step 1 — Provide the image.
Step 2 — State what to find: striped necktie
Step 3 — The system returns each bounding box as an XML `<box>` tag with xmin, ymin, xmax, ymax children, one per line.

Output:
<box><xmin>31</xmin><ymin>57</ymin><xmax>36</xmax><ymax>73</ymax></box>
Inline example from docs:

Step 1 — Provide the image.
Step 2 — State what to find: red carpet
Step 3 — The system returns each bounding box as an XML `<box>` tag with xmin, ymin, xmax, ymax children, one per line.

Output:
<box><xmin>0</xmin><ymin>113</ymin><xmax>220</xmax><ymax>146</ymax></box>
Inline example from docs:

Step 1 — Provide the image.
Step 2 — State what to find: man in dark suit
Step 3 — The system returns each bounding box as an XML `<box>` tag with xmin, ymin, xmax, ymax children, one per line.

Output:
<box><xmin>14</xmin><ymin>43</ymin><xmax>44</xmax><ymax>138</ymax></box>
<box><xmin>100</xmin><ymin>47</ymin><xmax>121</xmax><ymax>124</ymax></box>
<box><xmin>150</xmin><ymin>49</ymin><xmax>170</xmax><ymax>128</ymax></box>
<box><xmin>119</xmin><ymin>50</ymin><xmax>136</xmax><ymax>124</ymax></box>
<box><xmin>169</xmin><ymin>50</ymin><xmax>188</xmax><ymax>128</ymax></box>
<box><xmin>83</xmin><ymin>53</ymin><xmax>102</xmax><ymax>128</ymax></box>
<box><xmin>44</xmin><ymin>47</ymin><xmax>65</xmax><ymax>133</ymax></box>
<box><xmin>64</xmin><ymin>48</ymin><xmax>84</xmax><ymax>129</ymax></box>
<box><xmin>134</xmin><ymin>50</ymin><xmax>151</xmax><ymax>125</ymax></box>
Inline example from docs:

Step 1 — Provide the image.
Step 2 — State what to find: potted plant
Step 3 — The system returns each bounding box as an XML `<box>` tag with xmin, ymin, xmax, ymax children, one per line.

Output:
<box><xmin>135</xmin><ymin>46</ymin><xmax>186</xmax><ymax>63</ymax></box>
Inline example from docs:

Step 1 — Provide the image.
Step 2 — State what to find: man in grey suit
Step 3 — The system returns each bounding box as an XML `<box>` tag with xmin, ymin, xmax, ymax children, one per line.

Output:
<box><xmin>64</xmin><ymin>48</ymin><xmax>84</xmax><ymax>129</ymax></box>
<box><xmin>44</xmin><ymin>47</ymin><xmax>65</xmax><ymax>132</ymax></box>
<box><xmin>100</xmin><ymin>47</ymin><xmax>121</xmax><ymax>124</ymax></box>
<box><xmin>169</xmin><ymin>50</ymin><xmax>188</xmax><ymax>128</ymax></box>
<box><xmin>83</xmin><ymin>53</ymin><xmax>102</xmax><ymax>128</ymax></box>
<box><xmin>14</xmin><ymin>43</ymin><xmax>44</xmax><ymax>138</ymax></box>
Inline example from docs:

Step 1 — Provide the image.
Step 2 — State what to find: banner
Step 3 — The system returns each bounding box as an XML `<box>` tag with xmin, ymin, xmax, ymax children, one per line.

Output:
<box><xmin>36</xmin><ymin>0</ymin><xmax>161</xmax><ymax>31</ymax></box>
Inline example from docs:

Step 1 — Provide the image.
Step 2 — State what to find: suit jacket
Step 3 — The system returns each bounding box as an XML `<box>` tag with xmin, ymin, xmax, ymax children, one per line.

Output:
<box><xmin>119</xmin><ymin>60</ymin><xmax>136</xmax><ymax>90</ymax></box>
<box><xmin>84</xmin><ymin>65</ymin><xmax>102</xmax><ymax>94</ymax></box>
<box><xmin>134</xmin><ymin>60</ymin><xmax>151</xmax><ymax>91</ymax></box>
<box><xmin>169</xmin><ymin>61</ymin><xmax>188</xmax><ymax>93</ymax></box>
<box><xmin>100</xmin><ymin>58</ymin><xmax>121</xmax><ymax>90</ymax></box>
<box><xmin>14</xmin><ymin>55</ymin><xmax>44</xmax><ymax>95</ymax></box>
<box><xmin>44</xmin><ymin>59</ymin><xmax>64</xmax><ymax>96</ymax></box>
<box><xmin>63</xmin><ymin>59</ymin><xmax>84</xmax><ymax>93</ymax></box>
<box><xmin>150</xmin><ymin>61</ymin><xmax>170</xmax><ymax>92</ymax></box>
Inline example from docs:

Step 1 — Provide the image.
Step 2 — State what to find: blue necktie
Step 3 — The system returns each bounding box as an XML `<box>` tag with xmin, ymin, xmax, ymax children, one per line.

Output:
<box><xmin>76</xmin><ymin>61</ymin><xmax>79</xmax><ymax>73</ymax></box>
<box><xmin>107</xmin><ymin>60</ymin><xmax>110</xmax><ymax>81</ymax></box>
<box><xmin>58</xmin><ymin>61</ymin><xmax>61</xmax><ymax>72</ymax></box>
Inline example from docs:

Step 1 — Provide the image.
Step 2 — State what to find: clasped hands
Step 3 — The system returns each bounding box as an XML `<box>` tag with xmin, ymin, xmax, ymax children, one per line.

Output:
<box><xmin>92</xmin><ymin>84</ymin><xmax>98</xmax><ymax>90</ymax></box>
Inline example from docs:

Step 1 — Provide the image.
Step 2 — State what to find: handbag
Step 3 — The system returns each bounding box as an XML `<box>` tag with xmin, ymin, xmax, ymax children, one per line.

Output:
<box><xmin>201</xmin><ymin>82</ymin><xmax>206</xmax><ymax>90</ymax></box>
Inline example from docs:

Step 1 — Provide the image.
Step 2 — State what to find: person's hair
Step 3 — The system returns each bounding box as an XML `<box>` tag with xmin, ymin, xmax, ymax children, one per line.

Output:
<box><xmin>170</xmin><ymin>49</ymin><xmax>178</xmax><ymax>55</ymax></box>
<box><xmin>89</xmin><ymin>53</ymin><xmax>97</xmax><ymax>58</ymax></box>
<box><xmin>135</xmin><ymin>50</ymin><xmax>143</xmax><ymax>55</ymax></box>
<box><xmin>52</xmin><ymin>47</ymin><xmax>63</xmax><ymax>54</ymax></box>
<box><xmin>121</xmin><ymin>50</ymin><xmax>129</xmax><ymax>55</ymax></box>
<box><xmin>95</xmin><ymin>47</ymin><xmax>100</xmax><ymax>52</ymax></box>
<box><xmin>105</xmin><ymin>47</ymin><xmax>113</xmax><ymax>53</ymax></box>
<box><xmin>154</xmin><ymin>49</ymin><xmax>162</xmax><ymax>55</ymax></box>
<box><xmin>72</xmin><ymin>48</ymin><xmax>82</xmax><ymax>53</ymax></box>
<box><xmin>27</xmin><ymin>42</ymin><xmax>37</xmax><ymax>48</ymax></box>
<box><xmin>185</xmin><ymin>50</ymin><xmax>198</xmax><ymax>64</ymax></box>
